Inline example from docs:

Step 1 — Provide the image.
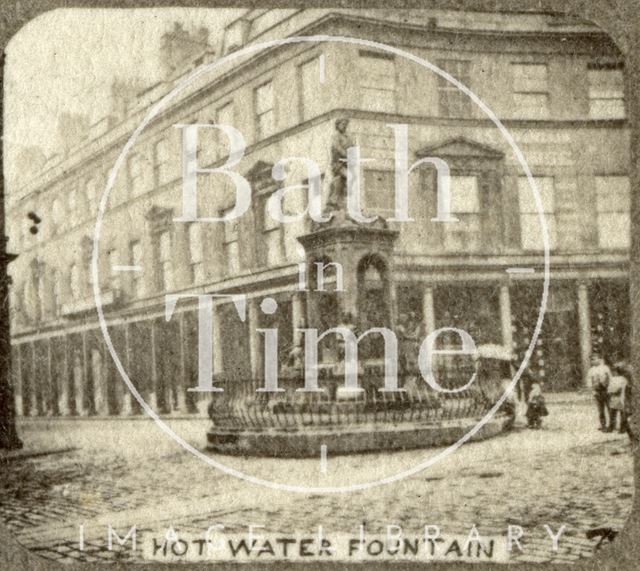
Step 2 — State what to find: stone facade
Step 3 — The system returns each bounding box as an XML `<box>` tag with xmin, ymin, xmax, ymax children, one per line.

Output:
<box><xmin>6</xmin><ymin>9</ymin><xmax>630</xmax><ymax>416</ymax></box>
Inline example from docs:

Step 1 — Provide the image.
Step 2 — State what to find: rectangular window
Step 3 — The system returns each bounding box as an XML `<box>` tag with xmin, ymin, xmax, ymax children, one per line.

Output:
<box><xmin>68</xmin><ymin>187</ymin><xmax>77</xmax><ymax>219</ymax></box>
<box><xmin>254</xmin><ymin>81</ymin><xmax>275</xmax><ymax>140</ymax></box>
<box><xmin>188</xmin><ymin>223</ymin><xmax>205</xmax><ymax>283</ymax></box>
<box><xmin>52</xmin><ymin>270</ymin><xmax>62</xmax><ymax>314</ymax></box>
<box><xmin>518</xmin><ymin>176</ymin><xmax>557</xmax><ymax>250</ymax></box>
<box><xmin>158</xmin><ymin>231</ymin><xmax>173</xmax><ymax>291</ymax></box>
<box><xmin>512</xmin><ymin>63</ymin><xmax>549</xmax><ymax>119</ymax></box>
<box><xmin>443</xmin><ymin>175</ymin><xmax>481</xmax><ymax>252</ymax></box>
<box><xmin>106</xmin><ymin>247</ymin><xmax>120</xmax><ymax>292</ymax></box>
<box><xmin>154</xmin><ymin>139</ymin><xmax>171</xmax><ymax>184</ymax></box>
<box><xmin>216</xmin><ymin>102</ymin><xmax>234</xmax><ymax>159</ymax></box>
<box><xmin>86</xmin><ymin>178</ymin><xmax>97</xmax><ymax>212</ymax></box>
<box><xmin>437</xmin><ymin>60</ymin><xmax>472</xmax><ymax>118</ymax></box>
<box><xmin>588</xmin><ymin>66</ymin><xmax>625</xmax><ymax>120</ymax></box>
<box><xmin>363</xmin><ymin>170</ymin><xmax>395</xmax><ymax>215</ymax></box>
<box><xmin>595</xmin><ymin>176</ymin><xmax>630</xmax><ymax>249</ymax></box>
<box><xmin>51</xmin><ymin>198</ymin><xmax>63</xmax><ymax>236</ymax></box>
<box><xmin>128</xmin><ymin>154</ymin><xmax>144</xmax><ymax>196</ymax></box>
<box><xmin>222</xmin><ymin>208</ymin><xmax>240</xmax><ymax>275</ymax></box>
<box><xmin>70</xmin><ymin>263</ymin><xmax>80</xmax><ymax>300</ymax></box>
<box><xmin>260</xmin><ymin>195</ymin><xmax>282</xmax><ymax>266</ymax></box>
<box><xmin>358</xmin><ymin>51</ymin><xmax>396</xmax><ymax>112</ymax></box>
<box><xmin>129</xmin><ymin>240</ymin><xmax>144</xmax><ymax>297</ymax></box>
<box><xmin>300</xmin><ymin>56</ymin><xmax>322</xmax><ymax>120</ymax></box>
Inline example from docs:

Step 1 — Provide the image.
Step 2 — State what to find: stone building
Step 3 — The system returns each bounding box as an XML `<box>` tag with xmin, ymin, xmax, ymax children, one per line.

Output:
<box><xmin>7</xmin><ymin>8</ymin><xmax>630</xmax><ymax>417</ymax></box>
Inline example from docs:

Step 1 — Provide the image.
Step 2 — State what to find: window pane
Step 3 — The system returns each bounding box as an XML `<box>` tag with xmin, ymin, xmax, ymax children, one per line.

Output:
<box><xmin>257</xmin><ymin>109</ymin><xmax>274</xmax><ymax>139</ymax></box>
<box><xmin>363</xmin><ymin>170</ymin><xmax>394</xmax><ymax>212</ymax></box>
<box><xmin>68</xmin><ymin>188</ymin><xmax>77</xmax><ymax>212</ymax></box>
<box><xmin>188</xmin><ymin>224</ymin><xmax>203</xmax><ymax>263</ymax></box>
<box><xmin>217</xmin><ymin>103</ymin><xmax>234</xmax><ymax>127</ymax></box>
<box><xmin>437</xmin><ymin>60</ymin><xmax>471</xmax><ymax>85</ymax></box>
<box><xmin>513</xmin><ymin>93</ymin><xmax>549</xmax><ymax>119</ymax></box>
<box><xmin>359</xmin><ymin>53</ymin><xmax>395</xmax><ymax>112</ymax></box>
<box><xmin>596</xmin><ymin>176</ymin><xmax>630</xmax><ymax>213</ymax></box>
<box><xmin>301</xmin><ymin>57</ymin><xmax>322</xmax><ymax>120</ymax></box>
<box><xmin>255</xmin><ymin>82</ymin><xmax>273</xmax><ymax>114</ymax></box>
<box><xmin>520</xmin><ymin>214</ymin><xmax>557</xmax><ymax>250</ymax></box>
<box><xmin>193</xmin><ymin>263</ymin><xmax>205</xmax><ymax>284</ymax></box>
<box><xmin>130</xmin><ymin>241</ymin><xmax>142</xmax><ymax>265</ymax></box>
<box><xmin>589</xmin><ymin>99</ymin><xmax>625</xmax><ymax>120</ymax></box>
<box><xmin>598</xmin><ymin>213</ymin><xmax>630</xmax><ymax>249</ymax></box>
<box><xmin>443</xmin><ymin>214</ymin><xmax>481</xmax><ymax>252</ymax></box>
<box><xmin>360</xmin><ymin>54</ymin><xmax>395</xmax><ymax>86</ymax></box>
<box><xmin>223</xmin><ymin>215</ymin><xmax>239</xmax><ymax>242</ymax></box>
<box><xmin>518</xmin><ymin>177</ymin><xmax>554</xmax><ymax>213</ymax></box>
<box><xmin>437</xmin><ymin>60</ymin><xmax>472</xmax><ymax>118</ymax></box>
<box><xmin>227</xmin><ymin>242</ymin><xmax>240</xmax><ymax>274</ymax></box>
<box><xmin>159</xmin><ymin>232</ymin><xmax>171</xmax><ymax>261</ymax></box>
<box><xmin>588</xmin><ymin>69</ymin><xmax>623</xmax><ymax>91</ymax></box>
<box><xmin>361</xmin><ymin>88</ymin><xmax>395</xmax><ymax>112</ymax></box>
<box><xmin>70</xmin><ymin>264</ymin><xmax>80</xmax><ymax>297</ymax></box>
<box><xmin>216</xmin><ymin>103</ymin><xmax>234</xmax><ymax>159</ymax></box>
<box><xmin>263</xmin><ymin>198</ymin><xmax>278</xmax><ymax>231</ymax></box>
<box><xmin>513</xmin><ymin>63</ymin><xmax>548</xmax><ymax>92</ymax></box>
<box><xmin>265</xmin><ymin>231</ymin><xmax>281</xmax><ymax>266</ymax></box>
<box><xmin>448</xmin><ymin>176</ymin><xmax>479</xmax><ymax>213</ymax></box>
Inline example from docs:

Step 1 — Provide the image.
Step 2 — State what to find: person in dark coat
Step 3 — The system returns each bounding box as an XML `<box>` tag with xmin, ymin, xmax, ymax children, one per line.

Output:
<box><xmin>526</xmin><ymin>381</ymin><xmax>548</xmax><ymax>429</ymax></box>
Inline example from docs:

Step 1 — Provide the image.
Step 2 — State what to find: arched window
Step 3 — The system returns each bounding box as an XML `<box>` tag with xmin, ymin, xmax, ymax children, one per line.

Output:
<box><xmin>357</xmin><ymin>254</ymin><xmax>391</xmax><ymax>360</ymax></box>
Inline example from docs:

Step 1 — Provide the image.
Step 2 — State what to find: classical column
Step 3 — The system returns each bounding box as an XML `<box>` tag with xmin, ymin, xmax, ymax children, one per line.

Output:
<box><xmin>248</xmin><ymin>299</ymin><xmax>262</xmax><ymax>379</ymax></box>
<box><xmin>422</xmin><ymin>286</ymin><xmax>436</xmax><ymax>337</ymax></box>
<box><xmin>149</xmin><ymin>320</ymin><xmax>158</xmax><ymax>411</ymax></box>
<box><xmin>212</xmin><ymin>304</ymin><xmax>224</xmax><ymax>376</ymax></box>
<box><xmin>499</xmin><ymin>283</ymin><xmax>514</xmax><ymax>351</ymax></box>
<box><xmin>175</xmin><ymin>314</ymin><xmax>187</xmax><ymax>412</ymax></box>
<box><xmin>12</xmin><ymin>345</ymin><xmax>22</xmax><ymax>417</ymax></box>
<box><xmin>388</xmin><ymin>280</ymin><xmax>398</xmax><ymax>331</ymax></box>
<box><xmin>173</xmin><ymin>224</ymin><xmax>191</xmax><ymax>289</ymax></box>
<box><xmin>577</xmin><ymin>282</ymin><xmax>592</xmax><ymax>387</ymax></box>
<box><xmin>81</xmin><ymin>332</ymin><xmax>91</xmax><ymax>415</ymax></box>
<box><xmin>122</xmin><ymin>322</ymin><xmax>133</xmax><ymax>415</ymax></box>
<box><xmin>47</xmin><ymin>337</ymin><xmax>59</xmax><ymax>416</ymax></box>
<box><xmin>291</xmin><ymin>292</ymin><xmax>305</xmax><ymax>346</ymax></box>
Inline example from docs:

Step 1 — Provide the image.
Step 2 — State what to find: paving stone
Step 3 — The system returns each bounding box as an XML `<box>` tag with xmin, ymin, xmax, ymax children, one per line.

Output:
<box><xmin>0</xmin><ymin>399</ymin><xmax>633</xmax><ymax>563</ymax></box>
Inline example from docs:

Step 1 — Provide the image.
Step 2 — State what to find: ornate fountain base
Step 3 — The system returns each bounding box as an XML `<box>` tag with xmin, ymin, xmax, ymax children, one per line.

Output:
<box><xmin>206</xmin><ymin>415</ymin><xmax>507</xmax><ymax>458</ymax></box>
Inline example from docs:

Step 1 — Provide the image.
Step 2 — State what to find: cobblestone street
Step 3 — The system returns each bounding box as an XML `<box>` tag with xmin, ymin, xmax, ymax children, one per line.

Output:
<box><xmin>0</xmin><ymin>394</ymin><xmax>634</xmax><ymax>564</ymax></box>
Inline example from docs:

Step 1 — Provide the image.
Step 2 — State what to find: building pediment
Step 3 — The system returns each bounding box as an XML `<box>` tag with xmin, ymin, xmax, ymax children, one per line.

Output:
<box><xmin>416</xmin><ymin>137</ymin><xmax>504</xmax><ymax>160</ymax></box>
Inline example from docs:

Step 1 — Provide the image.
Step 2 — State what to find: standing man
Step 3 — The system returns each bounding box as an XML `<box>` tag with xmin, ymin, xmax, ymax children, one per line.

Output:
<box><xmin>325</xmin><ymin>118</ymin><xmax>354</xmax><ymax>214</ymax></box>
<box><xmin>586</xmin><ymin>354</ymin><xmax>612</xmax><ymax>431</ymax></box>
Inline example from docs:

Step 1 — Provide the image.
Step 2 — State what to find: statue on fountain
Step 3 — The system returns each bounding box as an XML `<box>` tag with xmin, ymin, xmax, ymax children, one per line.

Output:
<box><xmin>323</xmin><ymin>118</ymin><xmax>387</xmax><ymax>229</ymax></box>
<box><xmin>325</xmin><ymin>118</ymin><xmax>353</xmax><ymax>216</ymax></box>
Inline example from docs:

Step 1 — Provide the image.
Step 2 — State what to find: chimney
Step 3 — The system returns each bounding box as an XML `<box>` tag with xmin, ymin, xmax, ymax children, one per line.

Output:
<box><xmin>159</xmin><ymin>22</ymin><xmax>212</xmax><ymax>79</ymax></box>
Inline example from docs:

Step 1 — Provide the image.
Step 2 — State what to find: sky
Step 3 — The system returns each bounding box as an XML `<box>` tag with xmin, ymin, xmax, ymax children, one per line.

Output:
<box><xmin>4</xmin><ymin>7</ymin><xmax>244</xmax><ymax>185</ymax></box>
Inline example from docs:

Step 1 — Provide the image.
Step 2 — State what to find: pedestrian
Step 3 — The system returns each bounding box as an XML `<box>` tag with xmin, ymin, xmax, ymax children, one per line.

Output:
<box><xmin>526</xmin><ymin>380</ymin><xmax>548</xmax><ymax>429</ymax></box>
<box><xmin>621</xmin><ymin>362</ymin><xmax>636</xmax><ymax>444</ymax></box>
<box><xmin>586</xmin><ymin>354</ymin><xmax>612</xmax><ymax>431</ymax></box>
<box><xmin>607</xmin><ymin>363</ymin><xmax>628</xmax><ymax>433</ymax></box>
<box><xmin>499</xmin><ymin>378</ymin><xmax>517</xmax><ymax>430</ymax></box>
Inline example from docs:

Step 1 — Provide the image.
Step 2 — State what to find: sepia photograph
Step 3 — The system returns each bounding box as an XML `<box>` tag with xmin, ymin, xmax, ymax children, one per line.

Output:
<box><xmin>0</xmin><ymin>2</ymin><xmax>638</xmax><ymax>566</ymax></box>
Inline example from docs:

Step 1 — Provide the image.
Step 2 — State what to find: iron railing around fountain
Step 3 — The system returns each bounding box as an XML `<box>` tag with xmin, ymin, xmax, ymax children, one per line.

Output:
<box><xmin>208</xmin><ymin>359</ymin><xmax>505</xmax><ymax>430</ymax></box>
